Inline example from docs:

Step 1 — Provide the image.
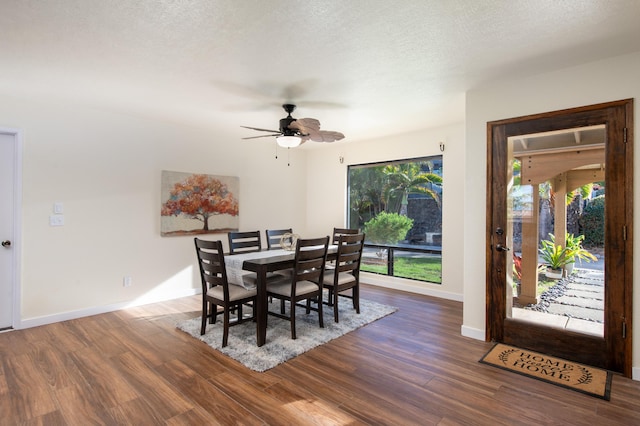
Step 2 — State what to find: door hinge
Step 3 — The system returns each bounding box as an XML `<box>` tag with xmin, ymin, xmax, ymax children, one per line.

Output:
<box><xmin>623</xmin><ymin>225</ymin><xmax>627</xmax><ymax>241</ymax></box>
<box><xmin>622</xmin><ymin>320</ymin><xmax>627</xmax><ymax>339</ymax></box>
<box><xmin>624</xmin><ymin>127</ymin><xmax>627</xmax><ymax>143</ymax></box>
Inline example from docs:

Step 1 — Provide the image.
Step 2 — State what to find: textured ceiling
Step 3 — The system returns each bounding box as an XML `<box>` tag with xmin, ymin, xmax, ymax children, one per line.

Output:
<box><xmin>2</xmin><ymin>0</ymin><xmax>640</xmax><ymax>145</ymax></box>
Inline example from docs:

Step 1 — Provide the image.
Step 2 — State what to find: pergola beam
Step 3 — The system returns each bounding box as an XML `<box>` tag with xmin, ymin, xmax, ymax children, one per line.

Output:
<box><xmin>517</xmin><ymin>147</ymin><xmax>604</xmax><ymax>185</ymax></box>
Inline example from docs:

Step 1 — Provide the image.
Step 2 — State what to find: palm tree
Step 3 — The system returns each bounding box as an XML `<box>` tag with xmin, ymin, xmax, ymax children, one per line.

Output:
<box><xmin>382</xmin><ymin>162</ymin><xmax>442</xmax><ymax>215</ymax></box>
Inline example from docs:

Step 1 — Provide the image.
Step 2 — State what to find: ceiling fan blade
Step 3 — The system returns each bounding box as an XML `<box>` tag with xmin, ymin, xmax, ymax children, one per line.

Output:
<box><xmin>289</xmin><ymin>118</ymin><xmax>321</xmax><ymax>136</ymax></box>
<box><xmin>290</xmin><ymin>118</ymin><xmax>344</xmax><ymax>142</ymax></box>
<box><xmin>293</xmin><ymin>118</ymin><xmax>321</xmax><ymax>130</ymax></box>
<box><xmin>242</xmin><ymin>134</ymin><xmax>281</xmax><ymax>140</ymax></box>
<box><xmin>308</xmin><ymin>130</ymin><xmax>345</xmax><ymax>143</ymax></box>
<box><xmin>241</xmin><ymin>125</ymin><xmax>281</xmax><ymax>133</ymax></box>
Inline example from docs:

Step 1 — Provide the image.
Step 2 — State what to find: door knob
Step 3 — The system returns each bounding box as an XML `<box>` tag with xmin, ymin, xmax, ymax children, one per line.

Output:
<box><xmin>496</xmin><ymin>244</ymin><xmax>510</xmax><ymax>252</ymax></box>
<box><xmin>1</xmin><ymin>240</ymin><xmax>11</xmax><ymax>247</ymax></box>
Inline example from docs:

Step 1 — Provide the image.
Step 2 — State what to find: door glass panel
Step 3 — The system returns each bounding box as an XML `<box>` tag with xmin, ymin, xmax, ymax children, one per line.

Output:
<box><xmin>506</xmin><ymin>125</ymin><xmax>605</xmax><ymax>337</ymax></box>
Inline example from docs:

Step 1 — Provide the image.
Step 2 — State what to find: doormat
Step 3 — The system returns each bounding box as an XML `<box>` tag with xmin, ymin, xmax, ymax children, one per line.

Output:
<box><xmin>480</xmin><ymin>343</ymin><xmax>612</xmax><ymax>400</ymax></box>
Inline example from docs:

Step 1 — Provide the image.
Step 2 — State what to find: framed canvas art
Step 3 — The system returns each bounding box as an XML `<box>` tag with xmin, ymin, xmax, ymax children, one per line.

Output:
<box><xmin>161</xmin><ymin>170</ymin><xmax>239</xmax><ymax>236</ymax></box>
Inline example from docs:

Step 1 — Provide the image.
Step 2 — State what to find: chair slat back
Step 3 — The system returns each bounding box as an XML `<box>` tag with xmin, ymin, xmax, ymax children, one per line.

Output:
<box><xmin>332</xmin><ymin>227</ymin><xmax>359</xmax><ymax>244</ymax></box>
<box><xmin>194</xmin><ymin>238</ymin><xmax>229</xmax><ymax>298</ymax></box>
<box><xmin>228</xmin><ymin>231</ymin><xmax>262</xmax><ymax>254</ymax></box>
<box><xmin>335</xmin><ymin>233</ymin><xmax>365</xmax><ymax>275</ymax></box>
<box><xmin>293</xmin><ymin>236</ymin><xmax>330</xmax><ymax>283</ymax></box>
<box><xmin>265</xmin><ymin>228</ymin><xmax>293</xmax><ymax>250</ymax></box>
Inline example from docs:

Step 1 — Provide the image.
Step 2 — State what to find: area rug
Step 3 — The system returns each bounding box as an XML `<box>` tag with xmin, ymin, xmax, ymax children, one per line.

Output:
<box><xmin>480</xmin><ymin>343</ymin><xmax>612</xmax><ymax>400</ymax></box>
<box><xmin>177</xmin><ymin>298</ymin><xmax>397</xmax><ymax>372</ymax></box>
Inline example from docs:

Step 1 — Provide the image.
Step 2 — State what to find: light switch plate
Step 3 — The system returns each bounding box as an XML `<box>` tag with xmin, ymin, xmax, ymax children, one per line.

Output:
<box><xmin>53</xmin><ymin>202</ymin><xmax>64</xmax><ymax>214</ymax></box>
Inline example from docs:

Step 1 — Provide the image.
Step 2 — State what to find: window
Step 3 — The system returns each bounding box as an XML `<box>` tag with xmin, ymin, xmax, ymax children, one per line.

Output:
<box><xmin>347</xmin><ymin>156</ymin><xmax>443</xmax><ymax>284</ymax></box>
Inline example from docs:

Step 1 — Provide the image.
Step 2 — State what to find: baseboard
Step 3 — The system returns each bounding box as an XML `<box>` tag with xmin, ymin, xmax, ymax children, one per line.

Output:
<box><xmin>17</xmin><ymin>287</ymin><xmax>200</xmax><ymax>330</ymax></box>
<box><xmin>633</xmin><ymin>366</ymin><xmax>640</xmax><ymax>382</ymax></box>
<box><xmin>362</xmin><ymin>272</ymin><xmax>463</xmax><ymax>302</ymax></box>
<box><xmin>461</xmin><ymin>325</ymin><xmax>485</xmax><ymax>341</ymax></box>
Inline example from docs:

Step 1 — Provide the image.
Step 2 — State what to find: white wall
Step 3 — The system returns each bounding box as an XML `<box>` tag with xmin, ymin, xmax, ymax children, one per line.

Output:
<box><xmin>306</xmin><ymin>122</ymin><xmax>465</xmax><ymax>300</ymax></box>
<box><xmin>0</xmin><ymin>95</ymin><xmax>309</xmax><ymax>325</ymax></box>
<box><xmin>463</xmin><ymin>51</ymin><xmax>640</xmax><ymax>376</ymax></box>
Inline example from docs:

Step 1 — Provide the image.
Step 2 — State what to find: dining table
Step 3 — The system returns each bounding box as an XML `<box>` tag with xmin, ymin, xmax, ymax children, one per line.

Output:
<box><xmin>225</xmin><ymin>245</ymin><xmax>337</xmax><ymax>346</ymax></box>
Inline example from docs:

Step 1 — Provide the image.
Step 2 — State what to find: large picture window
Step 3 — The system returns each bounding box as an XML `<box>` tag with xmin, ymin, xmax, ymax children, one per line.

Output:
<box><xmin>347</xmin><ymin>156</ymin><xmax>443</xmax><ymax>284</ymax></box>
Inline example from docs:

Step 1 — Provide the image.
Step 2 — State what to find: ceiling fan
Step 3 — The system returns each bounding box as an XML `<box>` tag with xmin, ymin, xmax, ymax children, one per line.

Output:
<box><xmin>241</xmin><ymin>104</ymin><xmax>345</xmax><ymax>148</ymax></box>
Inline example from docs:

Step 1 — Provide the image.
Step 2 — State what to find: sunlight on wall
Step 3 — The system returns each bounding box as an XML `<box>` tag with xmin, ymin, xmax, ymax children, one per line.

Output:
<box><xmin>124</xmin><ymin>266</ymin><xmax>197</xmax><ymax>308</ymax></box>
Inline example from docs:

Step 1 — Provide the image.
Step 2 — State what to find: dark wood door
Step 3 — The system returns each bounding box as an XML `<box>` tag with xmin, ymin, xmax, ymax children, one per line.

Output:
<box><xmin>486</xmin><ymin>99</ymin><xmax>633</xmax><ymax>376</ymax></box>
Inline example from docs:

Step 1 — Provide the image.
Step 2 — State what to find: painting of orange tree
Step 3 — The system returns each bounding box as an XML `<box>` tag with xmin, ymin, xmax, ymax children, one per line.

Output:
<box><xmin>161</xmin><ymin>171</ymin><xmax>239</xmax><ymax>236</ymax></box>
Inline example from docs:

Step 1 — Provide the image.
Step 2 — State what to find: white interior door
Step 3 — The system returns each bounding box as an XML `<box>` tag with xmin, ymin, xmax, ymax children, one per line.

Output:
<box><xmin>0</xmin><ymin>131</ymin><xmax>16</xmax><ymax>329</ymax></box>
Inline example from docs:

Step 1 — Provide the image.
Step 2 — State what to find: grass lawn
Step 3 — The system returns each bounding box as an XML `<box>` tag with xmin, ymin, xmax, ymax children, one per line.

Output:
<box><xmin>362</xmin><ymin>256</ymin><xmax>442</xmax><ymax>284</ymax></box>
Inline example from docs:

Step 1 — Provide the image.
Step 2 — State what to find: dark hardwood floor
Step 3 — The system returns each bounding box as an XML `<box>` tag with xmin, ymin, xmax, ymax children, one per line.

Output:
<box><xmin>1</xmin><ymin>284</ymin><xmax>640</xmax><ymax>425</ymax></box>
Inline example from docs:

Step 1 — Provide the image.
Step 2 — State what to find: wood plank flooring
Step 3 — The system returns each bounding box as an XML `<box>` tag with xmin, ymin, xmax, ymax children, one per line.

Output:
<box><xmin>2</xmin><ymin>284</ymin><xmax>640</xmax><ymax>425</ymax></box>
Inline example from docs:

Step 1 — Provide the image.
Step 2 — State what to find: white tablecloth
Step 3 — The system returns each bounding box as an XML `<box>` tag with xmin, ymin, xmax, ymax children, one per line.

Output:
<box><xmin>224</xmin><ymin>246</ymin><xmax>337</xmax><ymax>289</ymax></box>
<box><xmin>225</xmin><ymin>249</ymin><xmax>292</xmax><ymax>289</ymax></box>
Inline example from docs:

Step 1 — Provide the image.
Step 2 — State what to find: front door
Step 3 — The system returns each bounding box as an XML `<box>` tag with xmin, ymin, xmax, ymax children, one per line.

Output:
<box><xmin>486</xmin><ymin>100</ymin><xmax>633</xmax><ymax>376</ymax></box>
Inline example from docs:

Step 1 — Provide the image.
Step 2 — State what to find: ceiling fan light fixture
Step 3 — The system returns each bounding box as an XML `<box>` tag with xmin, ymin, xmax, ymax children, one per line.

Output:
<box><xmin>276</xmin><ymin>135</ymin><xmax>302</xmax><ymax>148</ymax></box>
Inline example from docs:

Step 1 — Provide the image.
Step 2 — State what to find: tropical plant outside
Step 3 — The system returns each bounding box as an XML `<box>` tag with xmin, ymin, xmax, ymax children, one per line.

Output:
<box><xmin>539</xmin><ymin>233</ymin><xmax>597</xmax><ymax>272</ymax></box>
<box><xmin>539</xmin><ymin>234</ymin><xmax>572</xmax><ymax>270</ymax></box>
<box><xmin>349</xmin><ymin>158</ymin><xmax>442</xmax><ymax>231</ymax></box>
<box><xmin>381</xmin><ymin>162</ymin><xmax>442</xmax><ymax>215</ymax></box>
<box><xmin>565</xmin><ymin>233</ymin><xmax>597</xmax><ymax>264</ymax></box>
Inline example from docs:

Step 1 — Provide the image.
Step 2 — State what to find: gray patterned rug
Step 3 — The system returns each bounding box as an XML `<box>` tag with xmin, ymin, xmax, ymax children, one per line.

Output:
<box><xmin>177</xmin><ymin>297</ymin><xmax>397</xmax><ymax>372</ymax></box>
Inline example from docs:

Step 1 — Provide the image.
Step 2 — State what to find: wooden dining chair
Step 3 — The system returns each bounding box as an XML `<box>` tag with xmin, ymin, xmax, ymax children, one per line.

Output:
<box><xmin>228</xmin><ymin>231</ymin><xmax>285</xmax><ymax>302</ymax></box>
<box><xmin>266</xmin><ymin>236</ymin><xmax>330</xmax><ymax>339</ymax></box>
<box><xmin>326</xmin><ymin>227</ymin><xmax>360</xmax><ymax>271</ymax></box>
<box><xmin>332</xmin><ymin>227</ymin><xmax>359</xmax><ymax>244</ymax></box>
<box><xmin>323</xmin><ymin>233</ymin><xmax>365</xmax><ymax>322</ymax></box>
<box><xmin>265</xmin><ymin>228</ymin><xmax>293</xmax><ymax>250</ymax></box>
<box><xmin>228</xmin><ymin>230</ymin><xmax>262</xmax><ymax>254</ymax></box>
<box><xmin>194</xmin><ymin>238</ymin><xmax>257</xmax><ymax>347</ymax></box>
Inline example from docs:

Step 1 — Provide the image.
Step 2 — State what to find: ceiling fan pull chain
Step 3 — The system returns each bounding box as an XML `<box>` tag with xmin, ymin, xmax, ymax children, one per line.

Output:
<box><xmin>287</xmin><ymin>147</ymin><xmax>290</xmax><ymax>166</ymax></box>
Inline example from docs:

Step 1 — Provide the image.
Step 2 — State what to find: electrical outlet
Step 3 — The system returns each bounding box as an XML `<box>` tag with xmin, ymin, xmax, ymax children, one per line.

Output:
<box><xmin>49</xmin><ymin>214</ymin><xmax>64</xmax><ymax>226</ymax></box>
<box><xmin>123</xmin><ymin>276</ymin><xmax>132</xmax><ymax>287</ymax></box>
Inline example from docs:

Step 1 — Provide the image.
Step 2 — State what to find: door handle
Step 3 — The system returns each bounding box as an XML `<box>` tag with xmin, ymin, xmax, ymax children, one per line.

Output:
<box><xmin>496</xmin><ymin>244</ymin><xmax>510</xmax><ymax>252</ymax></box>
<box><xmin>1</xmin><ymin>240</ymin><xmax>11</xmax><ymax>248</ymax></box>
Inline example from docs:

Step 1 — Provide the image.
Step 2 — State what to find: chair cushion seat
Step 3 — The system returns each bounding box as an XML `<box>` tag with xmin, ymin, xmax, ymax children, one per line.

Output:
<box><xmin>268</xmin><ymin>280</ymin><xmax>320</xmax><ymax>297</ymax></box>
<box><xmin>322</xmin><ymin>271</ymin><xmax>356</xmax><ymax>286</ymax></box>
<box><xmin>208</xmin><ymin>284</ymin><xmax>256</xmax><ymax>302</ymax></box>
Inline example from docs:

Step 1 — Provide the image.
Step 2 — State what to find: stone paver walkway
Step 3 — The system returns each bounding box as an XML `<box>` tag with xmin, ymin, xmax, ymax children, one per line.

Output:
<box><xmin>515</xmin><ymin>268</ymin><xmax>604</xmax><ymax>336</ymax></box>
<box><xmin>546</xmin><ymin>271</ymin><xmax>604</xmax><ymax>322</ymax></box>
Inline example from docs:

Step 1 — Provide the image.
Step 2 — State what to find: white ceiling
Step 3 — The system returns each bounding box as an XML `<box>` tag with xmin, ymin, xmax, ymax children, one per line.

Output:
<box><xmin>2</xmin><ymin>0</ymin><xmax>640</xmax><ymax>145</ymax></box>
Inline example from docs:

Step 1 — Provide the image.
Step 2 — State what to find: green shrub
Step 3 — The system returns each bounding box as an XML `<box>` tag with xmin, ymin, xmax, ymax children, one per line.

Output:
<box><xmin>363</xmin><ymin>212</ymin><xmax>414</xmax><ymax>245</ymax></box>
<box><xmin>579</xmin><ymin>196</ymin><xmax>605</xmax><ymax>246</ymax></box>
